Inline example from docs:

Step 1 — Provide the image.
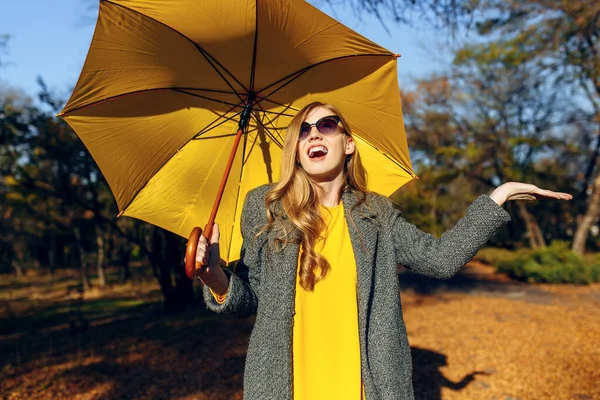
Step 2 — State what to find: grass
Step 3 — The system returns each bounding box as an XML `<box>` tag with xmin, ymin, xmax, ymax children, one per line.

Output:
<box><xmin>476</xmin><ymin>243</ymin><xmax>600</xmax><ymax>284</ymax></box>
<box><xmin>0</xmin><ymin>265</ymin><xmax>250</xmax><ymax>400</ymax></box>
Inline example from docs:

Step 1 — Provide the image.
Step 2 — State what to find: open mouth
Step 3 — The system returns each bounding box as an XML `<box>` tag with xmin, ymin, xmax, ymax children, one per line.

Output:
<box><xmin>308</xmin><ymin>145</ymin><xmax>328</xmax><ymax>158</ymax></box>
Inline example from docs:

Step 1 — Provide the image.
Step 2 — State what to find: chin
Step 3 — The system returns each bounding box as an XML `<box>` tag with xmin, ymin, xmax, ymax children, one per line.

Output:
<box><xmin>304</xmin><ymin>168</ymin><xmax>342</xmax><ymax>183</ymax></box>
<box><xmin>299</xmin><ymin>157</ymin><xmax>345</xmax><ymax>182</ymax></box>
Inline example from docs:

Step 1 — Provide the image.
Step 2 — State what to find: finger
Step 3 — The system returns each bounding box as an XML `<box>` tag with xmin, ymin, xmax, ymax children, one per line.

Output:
<box><xmin>207</xmin><ymin>224</ymin><xmax>221</xmax><ymax>267</ymax></box>
<box><xmin>510</xmin><ymin>194</ymin><xmax>536</xmax><ymax>201</ymax></box>
<box><xmin>199</xmin><ymin>234</ymin><xmax>208</xmax><ymax>245</ymax></box>
<box><xmin>211</xmin><ymin>223</ymin><xmax>220</xmax><ymax>244</ymax></box>
<box><xmin>537</xmin><ymin>189</ymin><xmax>560</xmax><ymax>199</ymax></box>
<box><xmin>196</xmin><ymin>247</ymin><xmax>208</xmax><ymax>265</ymax></box>
<box><xmin>524</xmin><ymin>189</ymin><xmax>573</xmax><ymax>201</ymax></box>
<box><xmin>194</xmin><ymin>260</ymin><xmax>204</xmax><ymax>273</ymax></box>
<box><xmin>555</xmin><ymin>192</ymin><xmax>573</xmax><ymax>200</ymax></box>
<box><xmin>539</xmin><ymin>190</ymin><xmax>571</xmax><ymax>200</ymax></box>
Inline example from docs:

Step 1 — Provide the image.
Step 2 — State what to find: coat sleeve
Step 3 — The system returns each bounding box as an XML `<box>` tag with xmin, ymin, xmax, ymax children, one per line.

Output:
<box><xmin>384</xmin><ymin>194</ymin><xmax>511</xmax><ymax>279</ymax></box>
<box><xmin>202</xmin><ymin>187</ymin><xmax>266</xmax><ymax>317</ymax></box>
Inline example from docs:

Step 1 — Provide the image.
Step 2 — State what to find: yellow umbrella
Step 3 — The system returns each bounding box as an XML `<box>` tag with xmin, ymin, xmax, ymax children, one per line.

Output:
<box><xmin>59</xmin><ymin>0</ymin><xmax>416</xmax><ymax>275</ymax></box>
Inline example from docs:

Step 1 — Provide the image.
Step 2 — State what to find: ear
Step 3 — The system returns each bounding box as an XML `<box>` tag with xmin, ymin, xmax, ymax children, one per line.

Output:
<box><xmin>344</xmin><ymin>136</ymin><xmax>355</xmax><ymax>156</ymax></box>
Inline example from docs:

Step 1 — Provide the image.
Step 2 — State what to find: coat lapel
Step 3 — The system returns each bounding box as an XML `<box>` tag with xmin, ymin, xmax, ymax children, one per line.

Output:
<box><xmin>266</xmin><ymin>226</ymin><xmax>300</xmax><ymax>318</ymax></box>
<box><xmin>342</xmin><ymin>191</ymin><xmax>378</xmax><ymax>333</ymax></box>
<box><xmin>264</xmin><ymin>192</ymin><xmax>378</xmax><ymax>323</ymax></box>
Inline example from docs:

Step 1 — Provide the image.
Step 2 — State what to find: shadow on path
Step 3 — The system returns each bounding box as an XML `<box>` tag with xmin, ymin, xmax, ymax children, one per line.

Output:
<box><xmin>411</xmin><ymin>347</ymin><xmax>489</xmax><ymax>400</ymax></box>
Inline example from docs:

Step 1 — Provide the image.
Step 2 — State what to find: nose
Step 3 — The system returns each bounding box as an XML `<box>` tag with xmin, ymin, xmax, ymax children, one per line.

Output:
<box><xmin>307</xmin><ymin>124</ymin><xmax>322</xmax><ymax>140</ymax></box>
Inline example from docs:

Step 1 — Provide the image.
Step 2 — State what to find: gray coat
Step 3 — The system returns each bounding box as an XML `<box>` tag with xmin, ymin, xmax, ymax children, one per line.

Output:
<box><xmin>203</xmin><ymin>184</ymin><xmax>511</xmax><ymax>399</ymax></box>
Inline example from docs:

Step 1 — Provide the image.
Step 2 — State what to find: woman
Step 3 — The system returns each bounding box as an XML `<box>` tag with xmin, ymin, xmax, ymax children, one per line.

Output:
<box><xmin>193</xmin><ymin>102</ymin><xmax>572</xmax><ymax>400</ymax></box>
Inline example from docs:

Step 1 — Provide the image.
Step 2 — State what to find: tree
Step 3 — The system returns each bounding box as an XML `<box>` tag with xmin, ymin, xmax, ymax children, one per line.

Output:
<box><xmin>472</xmin><ymin>0</ymin><xmax>600</xmax><ymax>253</ymax></box>
<box><xmin>0</xmin><ymin>88</ymin><xmax>44</xmax><ymax>275</ymax></box>
<box><xmin>395</xmin><ymin>76</ymin><xmax>482</xmax><ymax>237</ymax></box>
<box><xmin>0</xmin><ymin>34</ymin><xmax>8</xmax><ymax>70</ymax></box>
<box><xmin>398</xmin><ymin>36</ymin><xmax>581</xmax><ymax>248</ymax></box>
<box><xmin>320</xmin><ymin>0</ymin><xmax>479</xmax><ymax>30</ymax></box>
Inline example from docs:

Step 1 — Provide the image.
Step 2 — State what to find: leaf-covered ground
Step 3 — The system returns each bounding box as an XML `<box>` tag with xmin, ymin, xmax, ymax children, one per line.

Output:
<box><xmin>1</xmin><ymin>262</ymin><xmax>599</xmax><ymax>400</ymax></box>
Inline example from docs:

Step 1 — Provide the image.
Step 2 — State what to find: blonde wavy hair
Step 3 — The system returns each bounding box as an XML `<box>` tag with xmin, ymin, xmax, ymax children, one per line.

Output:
<box><xmin>262</xmin><ymin>102</ymin><xmax>368</xmax><ymax>291</ymax></box>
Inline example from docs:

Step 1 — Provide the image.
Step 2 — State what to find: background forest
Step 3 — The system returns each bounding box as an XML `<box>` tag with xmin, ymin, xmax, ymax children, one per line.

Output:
<box><xmin>1</xmin><ymin>1</ymin><xmax>599</xmax><ymax>399</ymax></box>
<box><xmin>1</xmin><ymin>0</ymin><xmax>599</xmax><ymax>303</ymax></box>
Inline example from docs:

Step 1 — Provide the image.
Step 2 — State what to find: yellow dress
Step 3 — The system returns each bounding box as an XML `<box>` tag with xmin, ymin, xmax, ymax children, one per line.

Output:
<box><xmin>293</xmin><ymin>203</ymin><xmax>365</xmax><ymax>400</ymax></box>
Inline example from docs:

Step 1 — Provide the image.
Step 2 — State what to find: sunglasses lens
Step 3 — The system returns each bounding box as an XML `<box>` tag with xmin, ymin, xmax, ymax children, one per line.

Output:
<box><xmin>299</xmin><ymin>122</ymin><xmax>311</xmax><ymax>140</ymax></box>
<box><xmin>297</xmin><ymin>116</ymin><xmax>340</xmax><ymax>141</ymax></box>
<box><xmin>316</xmin><ymin>118</ymin><xmax>338</xmax><ymax>134</ymax></box>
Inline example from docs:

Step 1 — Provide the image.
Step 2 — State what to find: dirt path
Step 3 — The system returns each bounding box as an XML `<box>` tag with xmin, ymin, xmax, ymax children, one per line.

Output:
<box><xmin>1</xmin><ymin>263</ymin><xmax>599</xmax><ymax>400</ymax></box>
<box><xmin>400</xmin><ymin>262</ymin><xmax>600</xmax><ymax>400</ymax></box>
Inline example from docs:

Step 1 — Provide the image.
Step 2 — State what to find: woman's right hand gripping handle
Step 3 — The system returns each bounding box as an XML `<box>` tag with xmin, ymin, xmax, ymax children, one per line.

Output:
<box><xmin>194</xmin><ymin>223</ymin><xmax>230</xmax><ymax>296</ymax></box>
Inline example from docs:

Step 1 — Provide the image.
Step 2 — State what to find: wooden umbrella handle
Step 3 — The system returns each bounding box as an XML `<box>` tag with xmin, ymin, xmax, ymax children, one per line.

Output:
<box><xmin>184</xmin><ymin>107</ymin><xmax>250</xmax><ymax>280</ymax></box>
<box><xmin>185</xmin><ymin>223</ymin><xmax>214</xmax><ymax>279</ymax></box>
<box><xmin>185</xmin><ymin>227</ymin><xmax>202</xmax><ymax>279</ymax></box>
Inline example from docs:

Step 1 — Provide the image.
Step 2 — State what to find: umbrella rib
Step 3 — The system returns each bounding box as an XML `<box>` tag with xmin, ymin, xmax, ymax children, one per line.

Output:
<box><xmin>193</xmin><ymin>133</ymin><xmax>239</xmax><ymax>141</ymax></box>
<box><xmin>238</xmin><ymin>113</ymin><xmax>282</xmax><ymax>167</ymax></box>
<box><xmin>258</xmin><ymin>126</ymin><xmax>284</xmax><ymax>151</ymax></box>
<box><xmin>258</xmin><ymin>53</ymin><xmax>396</xmax><ymax>97</ymax></box>
<box><xmin>174</xmin><ymin>89</ymin><xmax>245</xmax><ymax>111</ymax></box>
<box><xmin>253</xmin><ymin>102</ymin><xmax>288</xmax><ymax>146</ymax></box>
<box><xmin>194</xmin><ymin>112</ymin><xmax>243</xmax><ymax>139</ymax></box>
<box><xmin>102</xmin><ymin>0</ymin><xmax>249</xmax><ymax>101</ymax></box>
<box><xmin>192</xmin><ymin>47</ymin><xmax>248</xmax><ymax>97</ymax></box>
<box><xmin>249</xmin><ymin>0</ymin><xmax>259</xmax><ymax>94</ymax></box>
<box><xmin>255</xmin><ymin>100</ymin><xmax>298</xmax><ymax>121</ymax></box>
<box><xmin>194</xmin><ymin>46</ymin><xmax>248</xmax><ymax>106</ymax></box>
<box><xmin>193</xmin><ymin>102</ymin><xmax>246</xmax><ymax>138</ymax></box>
<box><xmin>248</xmin><ymin>121</ymin><xmax>283</xmax><ymax>155</ymax></box>
<box><xmin>254</xmin><ymin>97</ymin><xmax>301</xmax><ymax>115</ymax></box>
<box><xmin>176</xmin><ymin>89</ymin><xmax>293</xmax><ymax>118</ymax></box>
<box><xmin>241</xmin><ymin>117</ymin><xmax>269</xmax><ymax>167</ymax></box>
<box><xmin>60</xmin><ymin>87</ymin><xmax>238</xmax><ymax>116</ymax></box>
<box><xmin>257</xmin><ymin>69</ymin><xmax>309</xmax><ymax>104</ymax></box>
<box><xmin>119</xmin><ymin>103</ymin><xmax>244</xmax><ymax>214</ymax></box>
<box><xmin>365</xmin><ymin>143</ymin><xmax>417</xmax><ymax>179</ymax></box>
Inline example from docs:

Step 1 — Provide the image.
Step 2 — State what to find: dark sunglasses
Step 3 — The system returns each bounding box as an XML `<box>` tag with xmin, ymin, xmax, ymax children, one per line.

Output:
<box><xmin>298</xmin><ymin>115</ymin><xmax>342</xmax><ymax>141</ymax></box>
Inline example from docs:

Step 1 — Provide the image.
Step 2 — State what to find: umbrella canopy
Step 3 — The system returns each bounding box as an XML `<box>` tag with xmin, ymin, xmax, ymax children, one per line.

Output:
<box><xmin>59</xmin><ymin>0</ymin><xmax>416</xmax><ymax>263</ymax></box>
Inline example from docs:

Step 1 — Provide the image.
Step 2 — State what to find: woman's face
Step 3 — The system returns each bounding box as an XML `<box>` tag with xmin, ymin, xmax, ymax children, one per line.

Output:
<box><xmin>296</xmin><ymin>106</ymin><xmax>355</xmax><ymax>184</ymax></box>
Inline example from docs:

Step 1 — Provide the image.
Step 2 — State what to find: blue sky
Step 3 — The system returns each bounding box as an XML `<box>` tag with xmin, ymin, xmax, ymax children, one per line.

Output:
<box><xmin>0</xmin><ymin>0</ymin><xmax>454</xmax><ymax>102</ymax></box>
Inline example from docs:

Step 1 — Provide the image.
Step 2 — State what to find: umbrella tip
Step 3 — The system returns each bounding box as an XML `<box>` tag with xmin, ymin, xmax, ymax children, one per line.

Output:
<box><xmin>117</xmin><ymin>211</ymin><xmax>124</xmax><ymax>218</ymax></box>
<box><xmin>393</xmin><ymin>54</ymin><xmax>401</xmax><ymax>59</ymax></box>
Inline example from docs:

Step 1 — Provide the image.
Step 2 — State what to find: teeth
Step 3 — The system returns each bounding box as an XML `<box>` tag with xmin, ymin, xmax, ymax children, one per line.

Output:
<box><xmin>308</xmin><ymin>146</ymin><xmax>328</xmax><ymax>157</ymax></box>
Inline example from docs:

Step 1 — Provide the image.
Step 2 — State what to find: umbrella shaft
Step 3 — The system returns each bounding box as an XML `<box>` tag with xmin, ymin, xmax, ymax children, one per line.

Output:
<box><xmin>239</xmin><ymin>98</ymin><xmax>254</xmax><ymax>130</ymax></box>
<box><xmin>205</xmin><ymin>100</ymin><xmax>253</xmax><ymax>239</ymax></box>
<box><xmin>204</xmin><ymin>126</ymin><xmax>245</xmax><ymax>239</ymax></box>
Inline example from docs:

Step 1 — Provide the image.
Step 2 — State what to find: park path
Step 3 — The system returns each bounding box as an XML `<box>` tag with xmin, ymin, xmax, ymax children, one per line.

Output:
<box><xmin>400</xmin><ymin>261</ymin><xmax>600</xmax><ymax>400</ymax></box>
<box><xmin>1</xmin><ymin>262</ymin><xmax>599</xmax><ymax>400</ymax></box>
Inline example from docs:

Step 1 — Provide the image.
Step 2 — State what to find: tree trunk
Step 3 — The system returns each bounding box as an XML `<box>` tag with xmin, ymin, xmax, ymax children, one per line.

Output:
<box><xmin>504</xmin><ymin>202</ymin><xmax>518</xmax><ymax>248</ymax></box>
<box><xmin>516</xmin><ymin>201</ymin><xmax>546</xmax><ymax>249</ymax></box>
<box><xmin>73</xmin><ymin>226</ymin><xmax>91</xmax><ymax>292</ymax></box>
<box><xmin>572</xmin><ymin>171</ymin><xmax>600</xmax><ymax>255</ymax></box>
<box><xmin>174</xmin><ymin>255</ymin><xmax>194</xmax><ymax>307</ymax></box>
<box><xmin>48</xmin><ymin>234</ymin><xmax>57</xmax><ymax>276</ymax></box>
<box><xmin>119</xmin><ymin>241</ymin><xmax>132</xmax><ymax>283</ymax></box>
<box><xmin>95</xmin><ymin>225</ymin><xmax>107</xmax><ymax>287</ymax></box>
<box><xmin>146</xmin><ymin>227</ymin><xmax>193</xmax><ymax>312</ymax></box>
<box><xmin>12</xmin><ymin>240</ymin><xmax>25</xmax><ymax>277</ymax></box>
<box><xmin>11</xmin><ymin>260</ymin><xmax>24</xmax><ymax>277</ymax></box>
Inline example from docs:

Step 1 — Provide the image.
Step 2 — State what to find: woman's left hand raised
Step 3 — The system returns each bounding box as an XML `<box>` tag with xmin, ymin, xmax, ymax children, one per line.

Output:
<box><xmin>489</xmin><ymin>182</ymin><xmax>573</xmax><ymax>206</ymax></box>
